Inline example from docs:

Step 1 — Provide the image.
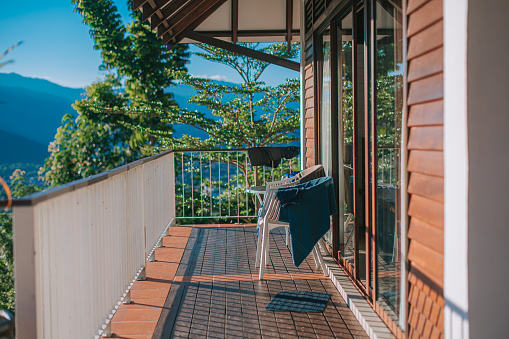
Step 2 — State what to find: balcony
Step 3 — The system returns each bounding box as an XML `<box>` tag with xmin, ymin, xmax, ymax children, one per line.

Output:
<box><xmin>7</xmin><ymin>149</ymin><xmax>392</xmax><ymax>338</ymax></box>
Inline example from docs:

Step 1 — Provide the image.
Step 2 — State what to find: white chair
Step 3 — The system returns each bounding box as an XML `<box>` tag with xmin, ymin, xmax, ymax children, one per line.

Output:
<box><xmin>254</xmin><ymin>176</ymin><xmax>298</xmax><ymax>270</ymax></box>
<box><xmin>255</xmin><ymin>165</ymin><xmax>328</xmax><ymax>279</ymax></box>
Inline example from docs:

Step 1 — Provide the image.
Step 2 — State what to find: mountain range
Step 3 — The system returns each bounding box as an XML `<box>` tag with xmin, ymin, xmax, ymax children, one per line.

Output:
<box><xmin>0</xmin><ymin>73</ymin><xmax>297</xmax><ymax>180</ymax></box>
<box><xmin>0</xmin><ymin>73</ymin><xmax>214</xmax><ymax>171</ymax></box>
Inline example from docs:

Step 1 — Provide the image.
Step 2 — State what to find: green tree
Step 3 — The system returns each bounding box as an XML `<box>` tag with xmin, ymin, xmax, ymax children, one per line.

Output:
<box><xmin>88</xmin><ymin>43</ymin><xmax>301</xmax><ymax>221</ymax></box>
<box><xmin>79</xmin><ymin>42</ymin><xmax>301</xmax><ymax>221</ymax></box>
<box><xmin>81</xmin><ymin>43</ymin><xmax>300</xmax><ymax>158</ymax></box>
<box><xmin>40</xmin><ymin>77</ymin><xmax>143</xmax><ymax>186</ymax></box>
<box><xmin>40</xmin><ymin>1</ymin><xmax>190</xmax><ymax>187</ymax></box>
<box><xmin>0</xmin><ymin>170</ymin><xmax>41</xmax><ymax>314</ymax></box>
<box><xmin>72</xmin><ymin>0</ymin><xmax>189</xmax><ymax>147</ymax></box>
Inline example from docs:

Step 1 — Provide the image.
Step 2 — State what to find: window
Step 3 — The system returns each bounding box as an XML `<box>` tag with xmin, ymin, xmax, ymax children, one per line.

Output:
<box><xmin>313</xmin><ymin>0</ymin><xmax>404</xmax><ymax>329</ymax></box>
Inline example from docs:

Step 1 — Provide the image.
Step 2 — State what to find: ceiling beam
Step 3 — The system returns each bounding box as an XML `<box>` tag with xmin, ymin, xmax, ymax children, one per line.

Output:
<box><xmin>157</xmin><ymin>0</ymin><xmax>210</xmax><ymax>39</ymax></box>
<box><xmin>286</xmin><ymin>0</ymin><xmax>293</xmax><ymax>54</ymax></box>
<box><xmin>186</xmin><ymin>29</ymin><xmax>300</xmax><ymax>38</ymax></box>
<box><xmin>157</xmin><ymin>0</ymin><xmax>204</xmax><ymax>39</ymax></box>
<box><xmin>181</xmin><ymin>31</ymin><xmax>300</xmax><ymax>72</ymax></box>
<box><xmin>162</xmin><ymin>0</ymin><xmax>227</xmax><ymax>44</ymax></box>
<box><xmin>141</xmin><ymin>0</ymin><xmax>171</xmax><ymax>22</ymax></box>
<box><xmin>133</xmin><ymin>0</ymin><xmax>148</xmax><ymax>11</ymax></box>
<box><xmin>150</xmin><ymin>0</ymin><xmax>190</xmax><ymax>30</ymax></box>
<box><xmin>231</xmin><ymin>0</ymin><xmax>238</xmax><ymax>44</ymax></box>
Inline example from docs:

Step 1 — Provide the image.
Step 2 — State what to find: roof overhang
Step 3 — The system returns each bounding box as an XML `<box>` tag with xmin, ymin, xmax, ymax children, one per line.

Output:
<box><xmin>181</xmin><ymin>0</ymin><xmax>300</xmax><ymax>43</ymax></box>
<box><xmin>135</xmin><ymin>0</ymin><xmax>300</xmax><ymax>44</ymax></box>
<box><xmin>134</xmin><ymin>0</ymin><xmax>301</xmax><ymax>70</ymax></box>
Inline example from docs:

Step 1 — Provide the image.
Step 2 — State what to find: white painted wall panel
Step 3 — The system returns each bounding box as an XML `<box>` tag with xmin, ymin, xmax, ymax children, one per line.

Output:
<box><xmin>14</xmin><ymin>153</ymin><xmax>175</xmax><ymax>338</ymax></box>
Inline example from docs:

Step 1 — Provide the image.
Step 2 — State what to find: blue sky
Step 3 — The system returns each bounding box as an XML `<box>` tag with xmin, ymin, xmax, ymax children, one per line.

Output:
<box><xmin>0</xmin><ymin>0</ymin><xmax>299</xmax><ymax>88</ymax></box>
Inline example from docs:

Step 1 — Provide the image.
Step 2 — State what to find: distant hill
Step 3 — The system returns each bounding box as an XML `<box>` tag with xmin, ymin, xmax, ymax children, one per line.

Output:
<box><xmin>0</xmin><ymin>73</ymin><xmax>299</xmax><ymax>171</ymax></box>
<box><xmin>0</xmin><ymin>73</ymin><xmax>85</xmax><ymax>103</ymax></box>
<box><xmin>0</xmin><ymin>129</ymin><xmax>48</xmax><ymax>163</ymax></box>
<box><xmin>0</xmin><ymin>85</ymin><xmax>82</xmax><ymax>145</ymax></box>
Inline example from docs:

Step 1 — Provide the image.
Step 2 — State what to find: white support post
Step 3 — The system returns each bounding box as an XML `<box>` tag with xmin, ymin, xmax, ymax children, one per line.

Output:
<box><xmin>444</xmin><ymin>0</ymin><xmax>469</xmax><ymax>337</ymax></box>
<box><xmin>299</xmin><ymin>0</ymin><xmax>306</xmax><ymax>170</ymax></box>
<box><xmin>13</xmin><ymin>206</ymin><xmax>38</xmax><ymax>339</ymax></box>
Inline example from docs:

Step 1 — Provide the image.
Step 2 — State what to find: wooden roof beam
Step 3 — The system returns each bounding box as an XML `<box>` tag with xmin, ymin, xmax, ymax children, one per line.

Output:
<box><xmin>141</xmin><ymin>0</ymin><xmax>171</xmax><ymax>22</ymax></box>
<box><xmin>166</xmin><ymin>0</ymin><xmax>228</xmax><ymax>46</ymax></box>
<box><xmin>133</xmin><ymin>0</ymin><xmax>148</xmax><ymax>11</ymax></box>
<box><xmin>232</xmin><ymin>0</ymin><xmax>238</xmax><ymax>44</ymax></box>
<box><xmin>150</xmin><ymin>0</ymin><xmax>190</xmax><ymax>30</ymax></box>
<box><xmin>180</xmin><ymin>31</ymin><xmax>300</xmax><ymax>72</ymax></box>
<box><xmin>160</xmin><ymin>0</ymin><xmax>226</xmax><ymax>44</ymax></box>
<box><xmin>156</xmin><ymin>0</ymin><xmax>204</xmax><ymax>38</ymax></box>
<box><xmin>286</xmin><ymin>0</ymin><xmax>293</xmax><ymax>54</ymax></box>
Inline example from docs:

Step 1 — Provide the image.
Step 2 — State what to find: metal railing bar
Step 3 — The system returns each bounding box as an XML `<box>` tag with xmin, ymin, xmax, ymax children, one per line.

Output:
<box><xmin>200</xmin><ymin>152</ymin><xmax>203</xmax><ymax>217</ymax></box>
<box><xmin>209</xmin><ymin>153</ymin><xmax>212</xmax><ymax>218</ymax></box>
<box><xmin>245</xmin><ymin>154</ymin><xmax>248</xmax><ymax>217</ymax></box>
<box><xmin>7</xmin><ymin>148</ymin><xmax>301</xmax><ymax>224</ymax></box>
<box><xmin>182</xmin><ymin>152</ymin><xmax>185</xmax><ymax>218</ymax></box>
<box><xmin>174</xmin><ymin>215</ymin><xmax>257</xmax><ymax>219</ymax></box>
<box><xmin>191</xmin><ymin>152</ymin><xmax>194</xmax><ymax>218</ymax></box>
<box><xmin>228</xmin><ymin>152</ymin><xmax>230</xmax><ymax>216</ymax></box>
<box><xmin>217</xmin><ymin>154</ymin><xmax>223</xmax><ymax>216</ymax></box>
<box><xmin>237</xmin><ymin>151</ymin><xmax>240</xmax><ymax>221</ymax></box>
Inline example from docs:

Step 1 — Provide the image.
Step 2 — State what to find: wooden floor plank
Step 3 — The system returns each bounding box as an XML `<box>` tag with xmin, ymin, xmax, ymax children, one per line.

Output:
<box><xmin>140</xmin><ymin>225</ymin><xmax>372</xmax><ymax>338</ymax></box>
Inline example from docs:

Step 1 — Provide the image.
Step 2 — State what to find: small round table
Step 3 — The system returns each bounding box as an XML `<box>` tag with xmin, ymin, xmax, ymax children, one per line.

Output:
<box><xmin>246</xmin><ymin>185</ymin><xmax>266</xmax><ymax>204</ymax></box>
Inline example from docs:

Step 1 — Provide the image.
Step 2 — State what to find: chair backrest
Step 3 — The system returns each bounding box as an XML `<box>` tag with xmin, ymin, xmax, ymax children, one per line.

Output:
<box><xmin>258</xmin><ymin>176</ymin><xmax>300</xmax><ymax>220</ymax></box>
<box><xmin>260</xmin><ymin>165</ymin><xmax>325</xmax><ymax>223</ymax></box>
<box><xmin>295</xmin><ymin>164</ymin><xmax>325</xmax><ymax>183</ymax></box>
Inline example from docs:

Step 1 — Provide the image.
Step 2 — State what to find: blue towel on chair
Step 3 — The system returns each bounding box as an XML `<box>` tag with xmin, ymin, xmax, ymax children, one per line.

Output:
<box><xmin>276</xmin><ymin>177</ymin><xmax>337</xmax><ymax>267</ymax></box>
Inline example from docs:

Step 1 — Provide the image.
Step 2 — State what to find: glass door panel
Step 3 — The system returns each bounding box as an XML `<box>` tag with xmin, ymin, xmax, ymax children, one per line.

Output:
<box><xmin>320</xmin><ymin>28</ymin><xmax>333</xmax><ymax>247</ymax></box>
<box><xmin>337</xmin><ymin>13</ymin><xmax>355</xmax><ymax>268</ymax></box>
<box><xmin>374</xmin><ymin>0</ymin><xmax>403</xmax><ymax>326</ymax></box>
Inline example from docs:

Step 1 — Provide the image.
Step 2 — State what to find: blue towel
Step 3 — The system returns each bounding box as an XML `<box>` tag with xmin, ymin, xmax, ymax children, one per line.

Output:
<box><xmin>276</xmin><ymin>177</ymin><xmax>337</xmax><ymax>267</ymax></box>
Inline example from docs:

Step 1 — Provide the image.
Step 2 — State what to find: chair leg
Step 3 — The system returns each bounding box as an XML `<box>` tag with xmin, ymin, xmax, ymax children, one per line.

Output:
<box><xmin>259</xmin><ymin>224</ymin><xmax>269</xmax><ymax>280</ymax></box>
<box><xmin>311</xmin><ymin>246</ymin><xmax>319</xmax><ymax>268</ymax></box>
<box><xmin>265</xmin><ymin>230</ymin><xmax>269</xmax><ymax>266</ymax></box>
<box><xmin>255</xmin><ymin>223</ymin><xmax>263</xmax><ymax>268</ymax></box>
<box><xmin>314</xmin><ymin>245</ymin><xmax>328</xmax><ymax>277</ymax></box>
<box><xmin>285</xmin><ymin>227</ymin><xmax>289</xmax><ymax>246</ymax></box>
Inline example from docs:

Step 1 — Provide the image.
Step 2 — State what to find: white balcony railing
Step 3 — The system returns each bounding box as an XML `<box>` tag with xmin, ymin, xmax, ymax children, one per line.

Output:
<box><xmin>174</xmin><ymin>149</ymin><xmax>300</xmax><ymax>221</ymax></box>
<box><xmin>11</xmin><ymin>151</ymin><xmax>175</xmax><ymax>339</ymax></box>
<box><xmin>7</xmin><ymin>148</ymin><xmax>299</xmax><ymax>338</ymax></box>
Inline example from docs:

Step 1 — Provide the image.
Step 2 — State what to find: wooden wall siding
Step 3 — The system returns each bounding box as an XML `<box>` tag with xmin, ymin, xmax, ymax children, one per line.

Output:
<box><xmin>304</xmin><ymin>63</ymin><xmax>315</xmax><ymax>168</ymax></box>
<box><xmin>407</xmin><ymin>271</ymin><xmax>445</xmax><ymax>338</ymax></box>
<box><xmin>406</xmin><ymin>0</ymin><xmax>444</xmax><ymax>337</ymax></box>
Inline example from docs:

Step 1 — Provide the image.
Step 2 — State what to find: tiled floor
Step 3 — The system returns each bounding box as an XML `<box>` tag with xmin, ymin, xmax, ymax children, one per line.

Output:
<box><xmin>107</xmin><ymin>225</ymin><xmax>370</xmax><ymax>338</ymax></box>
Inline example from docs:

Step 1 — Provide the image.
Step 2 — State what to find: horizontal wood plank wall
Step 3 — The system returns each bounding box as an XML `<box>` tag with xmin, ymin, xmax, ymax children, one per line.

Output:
<box><xmin>405</xmin><ymin>0</ymin><xmax>444</xmax><ymax>337</ymax></box>
<box><xmin>304</xmin><ymin>63</ymin><xmax>315</xmax><ymax>168</ymax></box>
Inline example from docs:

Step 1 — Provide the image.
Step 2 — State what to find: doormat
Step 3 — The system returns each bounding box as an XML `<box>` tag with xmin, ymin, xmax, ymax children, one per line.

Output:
<box><xmin>265</xmin><ymin>291</ymin><xmax>331</xmax><ymax>312</ymax></box>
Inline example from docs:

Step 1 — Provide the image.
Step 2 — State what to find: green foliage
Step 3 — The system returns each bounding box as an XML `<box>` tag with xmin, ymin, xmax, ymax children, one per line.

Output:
<box><xmin>0</xmin><ymin>212</ymin><xmax>14</xmax><ymax>313</ymax></box>
<box><xmin>175</xmin><ymin>153</ymin><xmax>300</xmax><ymax>224</ymax></box>
<box><xmin>76</xmin><ymin>41</ymin><xmax>301</xmax><ymax>222</ymax></box>
<box><xmin>40</xmin><ymin>78</ymin><xmax>143</xmax><ymax>187</ymax></box>
<box><xmin>82</xmin><ymin>43</ymin><xmax>301</xmax><ymax>154</ymax></box>
<box><xmin>46</xmin><ymin>2</ymin><xmax>299</xmax><ymax>226</ymax></box>
<box><xmin>0</xmin><ymin>170</ymin><xmax>42</xmax><ymax>314</ymax></box>
<box><xmin>39</xmin><ymin>1</ymin><xmax>191</xmax><ymax>188</ymax></box>
<box><xmin>0</xmin><ymin>163</ymin><xmax>41</xmax><ymax>189</ymax></box>
<box><xmin>72</xmin><ymin>0</ymin><xmax>188</xmax><ymax>102</ymax></box>
<box><xmin>72</xmin><ymin>0</ymin><xmax>189</xmax><ymax>148</ymax></box>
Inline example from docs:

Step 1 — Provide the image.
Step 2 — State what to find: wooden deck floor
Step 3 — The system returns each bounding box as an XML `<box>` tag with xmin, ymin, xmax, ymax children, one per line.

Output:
<box><xmin>107</xmin><ymin>224</ymin><xmax>370</xmax><ymax>339</ymax></box>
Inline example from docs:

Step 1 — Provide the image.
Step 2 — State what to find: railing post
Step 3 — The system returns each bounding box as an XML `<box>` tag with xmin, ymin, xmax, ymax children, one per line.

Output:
<box><xmin>169</xmin><ymin>153</ymin><xmax>175</xmax><ymax>224</ymax></box>
<box><xmin>12</xmin><ymin>206</ymin><xmax>38</xmax><ymax>339</ymax></box>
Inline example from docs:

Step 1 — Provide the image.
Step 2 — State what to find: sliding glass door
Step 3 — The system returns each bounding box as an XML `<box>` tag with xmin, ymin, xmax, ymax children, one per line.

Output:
<box><xmin>372</xmin><ymin>0</ymin><xmax>403</xmax><ymax>326</ymax></box>
<box><xmin>317</xmin><ymin>0</ymin><xmax>404</xmax><ymax>329</ymax></box>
